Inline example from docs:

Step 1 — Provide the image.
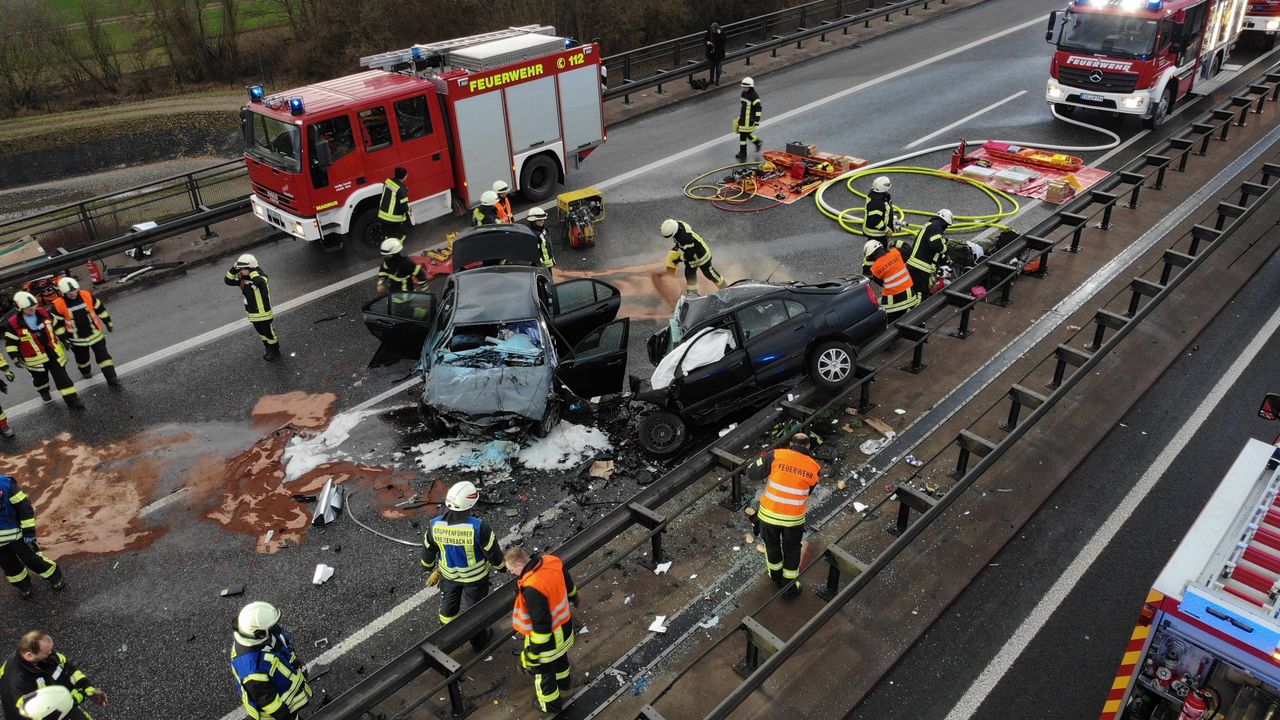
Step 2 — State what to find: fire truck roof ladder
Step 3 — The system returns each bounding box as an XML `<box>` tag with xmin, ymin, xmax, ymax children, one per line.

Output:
<box><xmin>360</xmin><ymin>25</ymin><xmax>556</xmax><ymax>72</ymax></box>
<box><xmin>1214</xmin><ymin>461</ymin><xmax>1280</xmax><ymax>615</ymax></box>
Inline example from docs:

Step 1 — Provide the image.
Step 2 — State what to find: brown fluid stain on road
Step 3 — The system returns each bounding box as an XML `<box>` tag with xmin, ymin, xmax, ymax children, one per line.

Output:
<box><xmin>250</xmin><ymin>390</ymin><xmax>338</xmax><ymax>430</ymax></box>
<box><xmin>557</xmin><ymin>258</ymin><xmax>798</xmax><ymax>320</ymax></box>
<box><xmin>0</xmin><ymin>431</ymin><xmax>191</xmax><ymax>558</ymax></box>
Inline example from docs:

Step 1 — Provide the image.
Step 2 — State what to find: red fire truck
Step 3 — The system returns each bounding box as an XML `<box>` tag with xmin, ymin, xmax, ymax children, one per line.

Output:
<box><xmin>241</xmin><ymin>26</ymin><xmax>605</xmax><ymax>247</ymax></box>
<box><xmin>1100</xmin><ymin>438</ymin><xmax>1280</xmax><ymax>720</ymax></box>
<box><xmin>1243</xmin><ymin>1</ymin><xmax>1280</xmax><ymax>48</ymax></box>
<box><xmin>1045</xmin><ymin>0</ymin><xmax>1249</xmax><ymax>128</ymax></box>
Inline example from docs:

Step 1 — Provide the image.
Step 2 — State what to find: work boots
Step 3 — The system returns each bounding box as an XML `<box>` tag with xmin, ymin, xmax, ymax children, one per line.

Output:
<box><xmin>263</xmin><ymin>344</ymin><xmax>282</xmax><ymax>362</ymax></box>
<box><xmin>735</xmin><ymin>149</ymin><xmax>748</xmax><ymax>162</ymax></box>
<box><xmin>38</xmin><ymin>389</ymin><xmax>52</xmax><ymax>402</ymax></box>
<box><xmin>79</xmin><ymin>367</ymin><xmax>93</xmax><ymax>379</ymax></box>
<box><xmin>64</xmin><ymin>394</ymin><xmax>85</xmax><ymax>410</ymax></box>
<box><xmin>103</xmin><ymin>366</ymin><xmax>121</xmax><ymax>388</ymax></box>
<box><xmin>0</xmin><ymin>420</ymin><xmax>13</xmax><ymax>439</ymax></box>
<box><xmin>753</xmin><ymin>139</ymin><xmax>763</xmax><ymax>152</ymax></box>
<box><xmin>469</xmin><ymin>626</ymin><xmax>494</xmax><ymax>653</ymax></box>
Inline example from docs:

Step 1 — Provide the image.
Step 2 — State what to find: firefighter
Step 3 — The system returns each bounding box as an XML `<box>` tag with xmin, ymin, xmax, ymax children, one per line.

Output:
<box><xmin>230</xmin><ymin>602</ymin><xmax>312</xmax><ymax>720</ymax></box>
<box><xmin>0</xmin><ymin>350</ymin><xmax>15</xmax><ymax>439</ymax></box>
<box><xmin>377</xmin><ymin>167</ymin><xmax>410</xmax><ymax>242</ymax></box>
<box><xmin>49</xmin><ymin>278</ymin><xmax>117</xmax><ymax>387</ymax></box>
<box><xmin>661</xmin><ymin>219</ymin><xmax>727</xmax><ymax>295</ymax></box>
<box><xmin>376</xmin><ymin>239</ymin><xmax>426</xmax><ymax>295</ymax></box>
<box><xmin>526</xmin><ymin>207</ymin><xmax>556</xmax><ymax>271</ymax></box>
<box><xmin>421</xmin><ymin>481</ymin><xmax>504</xmax><ymax>652</ymax></box>
<box><xmin>901</xmin><ymin>209</ymin><xmax>953</xmax><ymax>294</ymax></box>
<box><xmin>492</xmin><ymin>180</ymin><xmax>514</xmax><ymax>223</ymax></box>
<box><xmin>472</xmin><ymin>191</ymin><xmax>501</xmax><ymax>227</ymax></box>
<box><xmin>749</xmin><ymin>433</ymin><xmax>820</xmax><ymax>598</ymax></box>
<box><xmin>15</xmin><ymin>685</ymin><xmax>78</xmax><ymax>720</ymax></box>
<box><xmin>4</xmin><ymin>293</ymin><xmax>83</xmax><ymax>410</ymax></box>
<box><xmin>862</xmin><ymin>240</ymin><xmax>920</xmax><ymax>320</ymax></box>
<box><xmin>224</xmin><ymin>255</ymin><xmax>280</xmax><ymax>362</ymax></box>
<box><xmin>862</xmin><ymin>176</ymin><xmax>900</xmax><ymax>256</ymax></box>
<box><xmin>505</xmin><ymin>546</ymin><xmax>579</xmax><ymax>715</ymax></box>
<box><xmin>735</xmin><ymin>77</ymin><xmax>763</xmax><ymax>162</ymax></box>
<box><xmin>0</xmin><ymin>631</ymin><xmax>101</xmax><ymax>720</ymax></box>
<box><xmin>0</xmin><ymin>475</ymin><xmax>65</xmax><ymax>601</ymax></box>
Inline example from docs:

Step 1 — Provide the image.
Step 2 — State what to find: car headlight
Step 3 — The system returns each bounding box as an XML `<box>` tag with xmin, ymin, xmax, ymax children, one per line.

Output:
<box><xmin>1121</xmin><ymin>95</ymin><xmax>1146</xmax><ymax>109</ymax></box>
<box><xmin>1268</xmin><ymin>19</ymin><xmax>1280</xmax><ymax>30</ymax></box>
<box><xmin>253</xmin><ymin>203</ymin><xmax>266</xmax><ymax>219</ymax></box>
<box><xmin>1047</xmin><ymin>81</ymin><xmax>1064</xmax><ymax>100</ymax></box>
<box><xmin>292</xmin><ymin>220</ymin><xmax>306</xmax><ymax>236</ymax></box>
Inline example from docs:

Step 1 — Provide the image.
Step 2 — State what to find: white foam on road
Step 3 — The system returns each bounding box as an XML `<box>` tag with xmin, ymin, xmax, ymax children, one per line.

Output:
<box><xmin>281</xmin><ymin>408</ymin><xmax>386</xmax><ymax>481</ymax></box>
<box><xmin>412</xmin><ymin>422</ymin><xmax>612</xmax><ymax>474</ymax></box>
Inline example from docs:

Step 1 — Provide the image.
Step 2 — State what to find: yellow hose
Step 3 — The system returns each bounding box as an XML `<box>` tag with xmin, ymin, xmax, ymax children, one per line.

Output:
<box><xmin>815</xmin><ymin>165</ymin><xmax>1020</xmax><ymax>239</ymax></box>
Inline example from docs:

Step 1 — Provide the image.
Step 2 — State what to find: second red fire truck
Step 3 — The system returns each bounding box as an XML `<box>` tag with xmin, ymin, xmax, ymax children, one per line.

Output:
<box><xmin>1045</xmin><ymin>0</ymin><xmax>1249</xmax><ymax>128</ymax></box>
<box><xmin>241</xmin><ymin>26</ymin><xmax>605</xmax><ymax>248</ymax></box>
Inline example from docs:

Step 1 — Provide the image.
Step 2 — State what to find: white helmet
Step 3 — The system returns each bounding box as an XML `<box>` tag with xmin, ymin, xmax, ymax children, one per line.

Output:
<box><xmin>863</xmin><ymin>240</ymin><xmax>883</xmax><ymax>259</ymax></box>
<box><xmin>56</xmin><ymin>277</ymin><xmax>80</xmax><ymax>294</ymax></box>
<box><xmin>527</xmin><ymin>207</ymin><xmax>548</xmax><ymax>222</ymax></box>
<box><xmin>236</xmin><ymin>601</ymin><xmax>281</xmax><ymax>645</ymax></box>
<box><xmin>17</xmin><ymin>686</ymin><xmax>74</xmax><ymax>720</ymax></box>
<box><xmin>480</xmin><ymin>191</ymin><xmax>499</xmax><ymax>207</ymax></box>
<box><xmin>660</xmin><ymin>219</ymin><xmax>680</xmax><ymax>238</ymax></box>
<box><xmin>13</xmin><ymin>291</ymin><xmax>37</xmax><ymax>310</ymax></box>
<box><xmin>871</xmin><ymin>176</ymin><xmax>892</xmax><ymax>193</ymax></box>
<box><xmin>492</xmin><ymin>180</ymin><xmax>510</xmax><ymax>195</ymax></box>
<box><xmin>234</xmin><ymin>254</ymin><xmax>258</xmax><ymax>269</ymax></box>
<box><xmin>446</xmin><ymin>481</ymin><xmax>479</xmax><ymax>512</ymax></box>
<box><xmin>938</xmin><ymin>209</ymin><xmax>954</xmax><ymax>225</ymax></box>
<box><xmin>741</xmin><ymin>77</ymin><xmax>755</xmax><ymax>88</ymax></box>
<box><xmin>380</xmin><ymin>238</ymin><xmax>404</xmax><ymax>256</ymax></box>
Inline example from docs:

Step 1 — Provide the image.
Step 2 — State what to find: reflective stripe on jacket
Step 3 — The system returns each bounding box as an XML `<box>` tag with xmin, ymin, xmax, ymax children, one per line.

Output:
<box><xmin>4</xmin><ymin>310</ymin><xmax>66</xmax><ymax>369</ymax></box>
<box><xmin>513</xmin><ymin>554</ymin><xmax>577</xmax><ymax>664</ymax></box>
<box><xmin>753</xmin><ymin>448</ymin><xmax>821</xmax><ymax>527</ymax></box>
<box><xmin>871</xmin><ymin>248</ymin><xmax>917</xmax><ymax>303</ymax></box>
<box><xmin>377</xmin><ymin>255</ymin><xmax>425</xmax><ymax>293</ymax></box>
<box><xmin>0</xmin><ymin>475</ymin><xmax>36</xmax><ymax>544</ymax></box>
<box><xmin>528</xmin><ymin>224</ymin><xmax>555</xmax><ymax>268</ymax></box>
<box><xmin>863</xmin><ymin>193</ymin><xmax>892</xmax><ymax>238</ymax></box>
<box><xmin>377</xmin><ymin>178</ymin><xmax>408</xmax><ymax>223</ymax></box>
<box><xmin>738</xmin><ymin>89</ymin><xmax>762</xmax><ymax>131</ymax></box>
<box><xmin>424</xmin><ymin>516</ymin><xmax>493</xmax><ymax>583</ymax></box>
<box><xmin>51</xmin><ymin>290</ymin><xmax>110</xmax><ymax>346</ymax></box>
<box><xmin>496</xmin><ymin>197</ymin><xmax>513</xmax><ymax>223</ymax></box>
<box><xmin>224</xmin><ymin>269</ymin><xmax>273</xmax><ymax>322</ymax></box>
<box><xmin>907</xmin><ymin>218</ymin><xmax>949</xmax><ymax>274</ymax></box>
<box><xmin>231</xmin><ymin>630</ymin><xmax>311</xmax><ymax>720</ymax></box>
<box><xmin>671</xmin><ymin>222</ymin><xmax>712</xmax><ymax>267</ymax></box>
<box><xmin>472</xmin><ymin>206</ymin><xmax>499</xmax><ymax>227</ymax></box>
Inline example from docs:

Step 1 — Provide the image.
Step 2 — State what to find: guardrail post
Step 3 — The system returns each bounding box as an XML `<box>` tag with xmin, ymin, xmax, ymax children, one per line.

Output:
<box><xmin>1022</xmin><ymin>235</ymin><xmax>1053</xmax><ymax>278</ymax></box>
<box><xmin>897</xmin><ymin>324</ymin><xmax>929</xmax><ymax>374</ymax></box>
<box><xmin>1058</xmin><ymin>212</ymin><xmax>1089</xmax><ymax>253</ymax></box>
<box><xmin>734</xmin><ymin>618</ymin><xmax>785</xmax><ymax>677</ymax></box>
<box><xmin>855</xmin><ymin>364</ymin><xmax>877</xmax><ymax>413</ymax></box>
<box><xmin>1213</xmin><ymin>109</ymin><xmax>1236</xmax><ymax>141</ymax></box>
<box><xmin>944</xmin><ymin>289</ymin><xmax>976</xmax><ymax>337</ymax></box>
<box><xmin>1231</xmin><ymin>96</ymin><xmax>1252</xmax><ymax>126</ymax></box>
<box><xmin>712</xmin><ymin>448</ymin><xmax>749</xmax><ymax>510</ymax></box>
<box><xmin>1090</xmin><ymin>191</ymin><xmax>1119</xmax><ymax>230</ymax></box>
<box><xmin>1000</xmin><ymin>384</ymin><xmax>1047</xmax><ymax>431</ymax></box>
<box><xmin>816</xmin><ymin>545</ymin><xmax>867</xmax><ymax>601</ymax></box>
<box><xmin>1145</xmin><ymin>154</ymin><xmax>1171</xmax><ymax>191</ymax></box>
<box><xmin>627</xmin><ymin>503</ymin><xmax>667</xmax><ymax>568</ymax></box>
<box><xmin>623</xmin><ymin>55</ymin><xmax>632</xmax><ymax>82</ymax></box>
<box><xmin>886</xmin><ymin>483</ymin><xmax>938</xmax><ymax>535</ymax></box>
<box><xmin>950</xmin><ymin>430</ymin><xmax>997</xmax><ymax>480</ymax></box>
<box><xmin>186</xmin><ymin>174</ymin><xmax>203</xmax><ymax>211</ymax></box>
<box><xmin>424</xmin><ymin>643</ymin><xmax>473</xmax><ymax>719</ymax></box>
<box><xmin>1120</xmin><ymin>171</ymin><xmax>1146</xmax><ymax>209</ymax></box>
<box><xmin>1126</xmin><ymin>278</ymin><xmax>1163</xmax><ymax>318</ymax></box>
<box><xmin>1169</xmin><ymin>137</ymin><xmax>1195</xmax><ymax>172</ymax></box>
<box><xmin>1084</xmin><ymin>309</ymin><xmax>1129</xmax><ymax>352</ymax></box>
<box><xmin>1214</xmin><ymin>201</ymin><xmax>1246</xmax><ymax>231</ymax></box>
<box><xmin>986</xmin><ymin>261</ymin><xmax>1018</xmax><ymax>307</ymax></box>
<box><xmin>1191</xmin><ymin>122</ymin><xmax>1215</xmax><ymax>155</ymax></box>
<box><xmin>1187</xmin><ymin>224</ymin><xmax>1220</xmax><ymax>257</ymax></box>
<box><xmin>1046</xmin><ymin>344</ymin><xmax>1091</xmax><ymax>390</ymax></box>
<box><xmin>78</xmin><ymin>203</ymin><xmax>99</xmax><ymax>244</ymax></box>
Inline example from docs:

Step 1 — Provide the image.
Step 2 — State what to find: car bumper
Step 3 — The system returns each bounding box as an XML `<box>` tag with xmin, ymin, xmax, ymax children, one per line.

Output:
<box><xmin>1046</xmin><ymin>79</ymin><xmax>1154</xmax><ymax>117</ymax></box>
<box><xmin>1244</xmin><ymin>16</ymin><xmax>1280</xmax><ymax>32</ymax></box>
<box><xmin>250</xmin><ymin>195</ymin><xmax>323</xmax><ymax>240</ymax></box>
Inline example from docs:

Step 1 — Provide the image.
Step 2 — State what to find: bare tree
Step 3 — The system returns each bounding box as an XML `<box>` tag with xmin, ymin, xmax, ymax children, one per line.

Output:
<box><xmin>0</xmin><ymin>0</ymin><xmax>59</xmax><ymax>111</ymax></box>
<box><xmin>47</xmin><ymin>0</ymin><xmax>123</xmax><ymax>95</ymax></box>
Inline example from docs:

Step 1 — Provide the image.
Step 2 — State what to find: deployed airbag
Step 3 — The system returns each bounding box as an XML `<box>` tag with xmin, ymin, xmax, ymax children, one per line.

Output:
<box><xmin>651</xmin><ymin>327</ymin><xmax>735</xmax><ymax>390</ymax></box>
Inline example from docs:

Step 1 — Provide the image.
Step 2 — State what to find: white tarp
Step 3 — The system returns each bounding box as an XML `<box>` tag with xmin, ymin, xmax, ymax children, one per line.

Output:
<box><xmin>651</xmin><ymin>328</ymin><xmax>735</xmax><ymax>390</ymax></box>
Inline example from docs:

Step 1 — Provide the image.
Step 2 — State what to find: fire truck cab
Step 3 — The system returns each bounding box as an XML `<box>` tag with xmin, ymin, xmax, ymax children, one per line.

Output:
<box><xmin>241</xmin><ymin>26</ymin><xmax>605</xmax><ymax>247</ymax></box>
<box><xmin>1046</xmin><ymin>0</ymin><xmax>1249</xmax><ymax>128</ymax></box>
<box><xmin>1243</xmin><ymin>0</ymin><xmax>1280</xmax><ymax>47</ymax></box>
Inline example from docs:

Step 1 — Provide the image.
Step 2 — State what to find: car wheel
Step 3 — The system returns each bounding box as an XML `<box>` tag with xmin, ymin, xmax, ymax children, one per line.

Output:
<box><xmin>638</xmin><ymin>410</ymin><xmax>687</xmax><ymax>457</ymax></box>
<box><xmin>532</xmin><ymin>399</ymin><xmax>561</xmax><ymax>438</ymax></box>
<box><xmin>347</xmin><ymin>208</ymin><xmax>382</xmax><ymax>252</ymax></box>
<box><xmin>1143</xmin><ymin>87</ymin><xmax>1174</xmax><ymax>130</ymax></box>
<box><xmin>519</xmin><ymin>154</ymin><xmax>559</xmax><ymax>202</ymax></box>
<box><xmin>1052</xmin><ymin>103</ymin><xmax>1075</xmax><ymax>119</ymax></box>
<box><xmin>809</xmin><ymin>339</ymin><xmax>855</xmax><ymax>391</ymax></box>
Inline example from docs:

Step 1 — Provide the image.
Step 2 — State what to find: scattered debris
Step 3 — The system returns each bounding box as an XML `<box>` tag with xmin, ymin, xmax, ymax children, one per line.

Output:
<box><xmin>853</xmin><ymin>502</ymin><xmax>868</xmax><ymax>513</ymax></box>
<box><xmin>395</xmin><ymin>494</ymin><xmax>430</xmax><ymax>510</ymax></box>
<box><xmin>995</xmin><ymin>488</ymin><xmax>1014</xmax><ymax>493</ymax></box>
<box><xmin>904</xmin><ymin>455</ymin><xmax>923</xmax><ymax>467</ymax></box>
<box><xmin>311</xmin><ymin>479</ymin><xmax>346</xmax><ymax>527</ymax></box>
<box><xmin>313</xmin><ymin>312</ymin><xmax>348</xmax><ymax>324</ymax></box>
<box><xmin>756</xmin><ymin>543</ymin><xmax>767</xmax><ymax>553</ymax></box>
<box><xmin>630</xmin><ymin>676</ymin><xmax>651</xmax><ymax>696</ymax></box>
<box><xmin>689</xmin><ymin>574</ymin><xmax>698</xmax><ymax>579</ymax></box>
<box><xmin>282</xmin><ymin>408</ymin><xmax>383</xmax><ymax>480</ymax></box>
<box><xmin>731</xmin><ymin>546</ymin><xmax>740</xmax><ymax>551</ymax></box>
<box><xmin>863</xmin><ymin>417</ymin><xmax>897</xmax><ymax>439</ymax></box>
<box><xmin>653</xmin><ymin>561</ymin><xmax>673</xmax><ymax>575</ymax></box>
<box><xmin>579</xmin><ymin>625</ymin><xmax>589</xmax><ymax>635</ymax></box>
<box><xmin>220</xmin><ymin>584</ymin><xmax>245</xmax><ymax>598</ymax></box>
<box><xmin>698</xmin><ymin>616</ymin><xmax>720</xmax><ymax>629</ymax></box>
<box><xmin>311</xmin><ymin>663</ymin><xmax>331</xmax><ymax>680</ymax></box>
<box><xmin>841</xmin><ymin>424</ymin><xmax>855</xmax><ymax>433</ymax></box>
<box><xmin>292</xmin><ymin>494</ymin><xmax>317</xmax><ymax>503</ymax></box>
<box><xmin>313</xmin><ymin>564</ymin><xmax>335</xmax><ymax>585</ymax></box>
<box><xmin>718</xmin><ymin>423</ymin><xmax>738</xmax><ymax>438</ymax></box>
<box><xmin>648</xmin><ymin>616</ymin><xmax>669</xmax><ymax>633</ymax></box>
<box><xmin>264</xmin><ymin>530</ymin><xmax>275</xmax><ymax>544</ymax></box>
<box><xmin>623</xmin><ymin>595</ymin><xmax>633</xmax><ymax>605</ymax></box>
<box><xmin>314</xmin><ymin>638</ymin><xmax>330</xmax><ymax>649</ymax></box>
<box><xmin>859</xmin><ymin>437</ymin><xmax>892</xmax><ymax>455</ymax></box>
<box><xmin>1066</xmin><ymin>324</ymin><xmax>1081</xmax><ymax>331</ymax></box>
<box><xmin>894</xmin><ymin>408</ymin><xmax>906</xmax><ymax>415</ymax></box>
<box><xmin>589</xmin><ymin>460</ymin><xmax>615</xmax><ymax>480</ymax></box>
<box><xmin>744</xmin><ymin>532</ymin><xmax>754</xmax><ymax>544</ymax></box>
<box><xmin>505</xmin><ymin>508</ymin><xmax>521</xmax><ymax>517</ymax></box>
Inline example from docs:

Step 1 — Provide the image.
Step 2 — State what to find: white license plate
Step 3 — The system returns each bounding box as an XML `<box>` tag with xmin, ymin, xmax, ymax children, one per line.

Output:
<box><xmin>268</xmin><ymin>210</ymin><xmax>283</xmax><ymax>226</ymax></box>
<box><xmin>1079</xmin><ymin>93</ymin><xmax>1104</xmax><ymax>102</ymax></box>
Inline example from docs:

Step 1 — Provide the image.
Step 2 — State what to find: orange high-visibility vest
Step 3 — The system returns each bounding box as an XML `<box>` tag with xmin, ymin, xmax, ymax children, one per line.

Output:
<box><xmin>51</xmin><ymin>290</ymin><xmax>105</xmax><ymax>336</ymax></box>
<box><xmin>496</xmin><ymin>197</ymin><xmax>513</xmax><ymax>223</ymax></box>
<box><xmin>871</xmin><ymin>248</ymin><xmax>913</xmax><ymax>297</ymax></box>
<box><xmin>757</xmin><ymin>448</ymin><xmax>820</xmax><ymax>527</ymax></box>
<box><xmin>512</xmin><ymin>554</ymin><xmax>571</xmax><ymax>636</ymax></box>
<box><xmin>4</xmin><ymin>310</ymin><xmax>65</xmax><ymax>368</ymax></box>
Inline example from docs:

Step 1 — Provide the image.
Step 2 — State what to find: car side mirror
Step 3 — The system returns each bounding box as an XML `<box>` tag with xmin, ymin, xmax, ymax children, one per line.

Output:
<box><xmin>1045</xmin><ymin>10</ymin><xmax>1062</xmax><ymax>43</ymax></box>
<box><xmin>239</xmin><ymin>108</ymin><xmax>251</xmax><ymax>148</ymax></box>
<box><xmin>1261</xmin><ymin>393</ymin><xmax>1280</xmax><ymax>421</ymax></box>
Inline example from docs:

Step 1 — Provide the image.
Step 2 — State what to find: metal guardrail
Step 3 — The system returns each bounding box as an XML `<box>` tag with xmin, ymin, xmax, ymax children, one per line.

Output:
<box><xmin>602</xmin><ymin>0</ymin><xmax>951</xmax><ymax>103</ymax></box>
<box><xmin>311</xmin><ymin>58</ymin><xmax>1280</xmax><ymax>720</ymax></box>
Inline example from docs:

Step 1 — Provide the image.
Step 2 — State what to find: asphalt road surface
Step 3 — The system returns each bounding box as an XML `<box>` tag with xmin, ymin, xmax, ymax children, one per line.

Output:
<box><xmin>1</xmin><ymin>0</ymin><xmax>1276</xmax><ymax>718</ymax></box>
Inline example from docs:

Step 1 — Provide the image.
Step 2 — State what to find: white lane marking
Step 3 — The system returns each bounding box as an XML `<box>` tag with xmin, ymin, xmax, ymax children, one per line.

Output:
<box><xmin>905</xmin><ymin>91</ymin><xmax>1028</xmax><ymax>150</ymax></box>
<box><xmin>944</xmin><ymin>301</ymin><xmax>1280</xmax><ymax>720</ymax></box>
<box><xmin>138</xmin><ymin>487</ymin><xmax>191</xmax><ymax>518</ymax></box>
<box><xmin>216</xmin><ymin>494</ymin><xmax>575</xmax><ymax>720</ymax></box>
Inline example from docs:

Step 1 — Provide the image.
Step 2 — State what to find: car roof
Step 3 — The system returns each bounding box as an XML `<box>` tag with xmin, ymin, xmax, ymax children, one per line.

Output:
<box><xmin>452</xmin><ymin>267</ymin><xmax>541</xmax><ymax>324</ymax></box>
<box><xmin>680</xmin><ymin>283</ymin><xmax>779</xmax><ymax>327</ymax></box>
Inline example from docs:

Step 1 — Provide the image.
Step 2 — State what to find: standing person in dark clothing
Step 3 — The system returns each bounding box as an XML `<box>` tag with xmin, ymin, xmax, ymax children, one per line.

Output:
<box><xmin>901</xmin><ymin>209</ymin><xmax>953</xmax><ymax>295</ymax></box>
<box><xmin>421</xmin><ymin>481</ymin><xmax>504</xmax><ymax>652</ymax></box>
<box><xmin>0</xmin><ymin>631</ymin><xmax>103</xmax><ymax>720</ymax></box>
<box><xmin>735</xmin><ymin>77</ymin><xmax>763</xmax><ymax>161</ymax></box>
<box><xmin>506</xmin><ymin>547</ymin><xmax>579</xmax><ymax>714</ymax></box>
<box><xmin>749</xmin><ymin>433</ymin><xmax>820</xmax><ymax>598</ymax></box>
<box><xmin>704</xmin><ymin>23</ymin><xmax>727</xmax><ymax>85</ymax></box>
<box><xmin>0</xmin><ymin>475</ymin><xmax>65</xmax><ymax>600</ymax></box>
<box><xmin>224</xmin><ymin>255</ymin><xmax>280</xmax><ymax>361</ymax></box>
<box><xmin>4</xmin><ymin>293</ymin><xmax>82</xmax><ymax>409</ymax></box>
<box><xmin>378</xmin><ymin>167</ymin><xmax>410</xmax><ymax>242</ymax></box>
<box><xmin>49</xmin><ymin>278</ymin><xmax>117</xmax><ymax>387</ymax></box>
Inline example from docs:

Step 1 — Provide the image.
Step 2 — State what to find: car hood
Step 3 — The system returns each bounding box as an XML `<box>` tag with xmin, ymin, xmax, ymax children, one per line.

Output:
<box><xmin>424</xmin><ymin>363</ymin><xmax>552</xmax><ymax>425</ymax></box>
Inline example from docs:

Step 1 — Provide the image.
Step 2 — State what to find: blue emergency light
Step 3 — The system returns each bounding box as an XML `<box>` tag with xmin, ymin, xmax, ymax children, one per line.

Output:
<box><xmin>248</xmin><ymin>85</ymin><xmax>264</xmax><ymax>102</ymax></box>
<box><xmin>289</xmin><ymin>97</ymin><xmax>304</xmax><ymax>116</ymax></box>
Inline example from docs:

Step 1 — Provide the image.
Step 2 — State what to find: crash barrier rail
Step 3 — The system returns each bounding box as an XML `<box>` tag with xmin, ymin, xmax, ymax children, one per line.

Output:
<box><xmin>311</xmin><ymin>59</ymin><xmax>1280</xmax><ymax>720</ymax></box>
<box><xmin>0</xmin><ymin>0</ymin><xmax>951</xmax><ymax>287</ymax></box>
<box><xmin>0</xmin><ymin>159</ymin><xmax>250</xmax><ymax>287</ymax></box>
<box><xmin>602</xmin><ymin>0</ymin><xmax>950</xmax><ymax>104</ymax></box>
<box><xmin>641</xmin><ymin>70</ymin><xmax>1280</xmax><ymax>720</ymax></box>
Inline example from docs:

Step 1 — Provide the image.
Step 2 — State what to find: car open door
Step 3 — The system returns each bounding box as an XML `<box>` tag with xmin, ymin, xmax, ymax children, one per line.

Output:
<box><xmin>361</xmin><ymin>291</ymin><xmax>436</xmax><ymax>367</ymax></box>
<box><xmin>552</xmin><ymin>278</ymin><xmax>621</xmax><ymax>345</ymax></box>
<box><xmin>558</xmin><ymin>318</ymin><xmax>630</xmax><ymax>399</ymax></box>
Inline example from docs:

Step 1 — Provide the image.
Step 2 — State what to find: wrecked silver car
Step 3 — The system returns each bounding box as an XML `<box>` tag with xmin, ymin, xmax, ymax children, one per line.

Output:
<box><xmin>362</xmin><ymin>226</ymin><xmax>630</xmax><ymax>437</ymax></box>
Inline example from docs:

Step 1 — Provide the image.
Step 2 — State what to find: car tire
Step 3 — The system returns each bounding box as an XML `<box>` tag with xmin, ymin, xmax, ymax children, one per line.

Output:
<box><xmin>809</xmin><ymin>339</ymin><xmax>856</xmax><ymax>391</ymax></box>
<box><xmin>347</xmin><ymin>208</ymin><xmax>382</xmax><ymax>251</ymax></box>
<box><xmin>519</xmin><ymin>154</ymin><xmax>559</xmax><ymax>202</ymax></box>
<box><xmin>1052</xmin><ymin>103</ymin><xmax>1075</xmax><ymax>119</ymax></box>
<box><xmin>1143</xmin><ymin>87</ymin><xmax>1174</xmax><ymax>130</ymax></box>
<box><xmin>532</xmin><ymin>399</ymin><xmax>561</xmax><ymax>438</ymax></box>
<box><xmin>638</xmin><ymin>410</ymin><xmax>687</xmax><ymax>457</ymax></box>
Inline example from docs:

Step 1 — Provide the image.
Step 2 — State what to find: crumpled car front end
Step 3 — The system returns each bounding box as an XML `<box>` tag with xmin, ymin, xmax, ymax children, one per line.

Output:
<box><xmin>422</xmin><ymin>326</ymin><xmax>554</xmax><ymax>437</ymax></box>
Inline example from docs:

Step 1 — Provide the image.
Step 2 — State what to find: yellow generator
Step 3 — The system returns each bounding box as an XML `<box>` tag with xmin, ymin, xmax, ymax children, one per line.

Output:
<box><xmin>556</xmin><ymin>187</ymin><xmax>604</xmax><ymax>249</ymax></box>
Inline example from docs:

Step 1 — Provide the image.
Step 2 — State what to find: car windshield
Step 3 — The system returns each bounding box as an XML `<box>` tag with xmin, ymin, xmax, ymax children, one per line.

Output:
<box><xmin>1059</xmin><ymin>12</ymin><xmax>1158</xmax><ymax>58</ymax></box>
<box><xmin>244</xmin><ymin>110</ymin><xmax>301</xmax><ymax>172</ymax></box>
<box><xmin>437</xmin><ymin>322</ymin><xmax>546</xmax><ymax>368</ymax></box>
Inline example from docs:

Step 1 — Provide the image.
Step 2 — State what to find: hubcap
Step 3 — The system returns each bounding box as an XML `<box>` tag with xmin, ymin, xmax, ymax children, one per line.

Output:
<box><xmin>649</xmin><ymin>419</ymin><xmax>676</xmax><ymax>446</ymax></box>
<box><xmin>818</xmin><ymin>349</ymin><xmax>851</xmax><ymax>383</ymax></box>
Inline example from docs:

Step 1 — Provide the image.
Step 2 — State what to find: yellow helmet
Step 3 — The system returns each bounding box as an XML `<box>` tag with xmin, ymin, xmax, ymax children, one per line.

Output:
<box><xmin>816</xmin><ymin>162</ymin><xmax>835</xmax><ymax>173</ymax></box>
